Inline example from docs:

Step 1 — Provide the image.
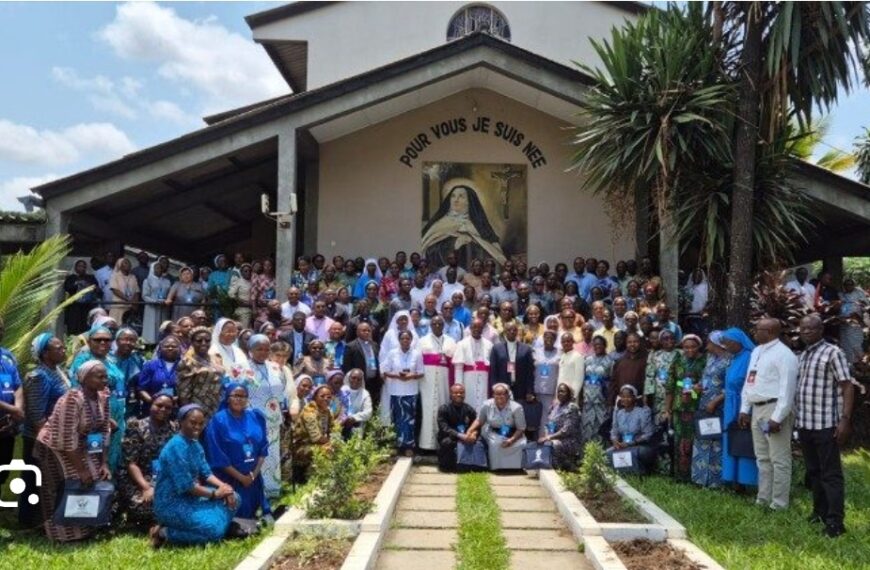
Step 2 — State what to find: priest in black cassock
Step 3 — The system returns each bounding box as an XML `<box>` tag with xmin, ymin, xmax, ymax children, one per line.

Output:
<box><xmin>437</xmin><ymin>384</ymin><xmax>478</xmax><ymax>472</ymax></box>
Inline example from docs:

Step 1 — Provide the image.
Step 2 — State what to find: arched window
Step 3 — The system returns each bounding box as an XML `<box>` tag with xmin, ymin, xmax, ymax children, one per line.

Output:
<box><xmin>447</xmin><ymin>4</ymin><xmax>511</xmax><ymax>42</ymax></box>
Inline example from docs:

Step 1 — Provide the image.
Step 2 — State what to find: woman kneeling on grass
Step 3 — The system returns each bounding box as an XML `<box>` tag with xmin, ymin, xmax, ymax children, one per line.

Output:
<box><xmin>292</xmin><ymin>385</ymin><xmax>336</xmax><ymax>484</ymax></box>
<box><xmin>607</xmin><ymin>385</ymin><xmax>656</xmax><ymax>474</ymax></box>
<box><xmin>151</xmin><ymin>404</ymin><xmax>238</xmax><ymax>547</ymax></box>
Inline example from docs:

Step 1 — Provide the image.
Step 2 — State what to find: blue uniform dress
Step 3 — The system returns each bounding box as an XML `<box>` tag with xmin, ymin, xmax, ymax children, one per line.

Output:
<box><xmin>111</xmin><ymin>351</ymin><xmax>144</xmax><ymax>419</ymax></box>
<box><xmin>0</xmin><ymin>348</ymin><xmax>22</xmax><ymax>486</ymax></box>
<box><xmin>155</xmin><ymin>433</ymin><xmax>238</xmax><ymax>544</ymax></box>
<box><xmin>720</xmin><ymin>328</ymin><xmax>759</xmax><ymax>486</ymax></box>
<box><xmin>69</xmin><ymin>350</ymin><xmax>127</xmax><ymax>472</ymax></box>
<box><xmin>205</xmin><ymin>408</ymin><xmax>270</xmax><ymax>518</ymax></box>
<box><xmin>137</xmin><ymin>357</ymin><xmax>179</xmax><ymax>413</ymax></box>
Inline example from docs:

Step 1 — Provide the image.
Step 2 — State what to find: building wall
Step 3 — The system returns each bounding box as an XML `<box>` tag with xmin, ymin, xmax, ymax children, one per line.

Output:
<box><xmin>316</xmin><ymin>88</ymin><xmax>634</xmax><ymax>265</ymax></box>
<box><xmin>253</xmin><ymin>1</ymin><xmax>638</xmax><ymax>90</ymax></box>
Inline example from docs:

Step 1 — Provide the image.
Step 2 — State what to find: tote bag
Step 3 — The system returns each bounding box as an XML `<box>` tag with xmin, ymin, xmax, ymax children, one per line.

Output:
<box><xmin>456</xmin><ymin>440</ymin><xmax>488</xmax><ymax>469</ymax></box>
<box><xmin>52</xmin><ymin>480</ymin><xmax>115</xmax><ymax>527</ymax></box>
<box><xmin>521</xmin><ymin>443</ymin><xmax>553</xmax><ymax>470</ymax></box>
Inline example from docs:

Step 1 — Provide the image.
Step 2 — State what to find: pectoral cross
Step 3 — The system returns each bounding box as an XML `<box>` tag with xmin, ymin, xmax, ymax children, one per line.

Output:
<box><xmin>491</xmin><ymin>167</ymin><xmax>523</xmax><ymax>220</ymax></box>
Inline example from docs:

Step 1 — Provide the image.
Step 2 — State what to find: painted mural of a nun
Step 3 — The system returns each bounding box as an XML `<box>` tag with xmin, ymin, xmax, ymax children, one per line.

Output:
<box><xmin>421</xmin><ymin>179</ymin><xmax>507</xmax><ymax>268</ymax></box>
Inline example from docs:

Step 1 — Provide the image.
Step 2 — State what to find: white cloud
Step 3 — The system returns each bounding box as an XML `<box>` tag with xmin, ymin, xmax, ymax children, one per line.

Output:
<box><xmin>0</xmin><ymin>174</ymin><xmax>59</xmax><ymax>211</ymax></box>
<box><xmin>98</xmin><ymin>2</ymin><xmax>287</xmax><ymax>112</ymax></box>
<box><xmin>0</xmin><ymin>119</ymin><xmax>136</xmax><ymax>166</ymax></box>
<box><xmin>144</xmin><ymin>100</ymin><xmax>190</xmax><ymax>124</ymax></box>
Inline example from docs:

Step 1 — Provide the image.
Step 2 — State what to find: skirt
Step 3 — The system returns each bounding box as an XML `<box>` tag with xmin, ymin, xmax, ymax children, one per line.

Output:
<box><xmin>391</xmin><ymin>395</ymin><xmax>417</xmax><ymax>450</ymax></box>
<box><xmin>483</xmin><ymin>426</ymin><xmax>527</xmax><ymax>470</ymax></box>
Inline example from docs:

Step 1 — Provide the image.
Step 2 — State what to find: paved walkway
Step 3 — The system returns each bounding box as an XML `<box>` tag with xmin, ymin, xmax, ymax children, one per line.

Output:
<box><xmin>375</xmin><ymin>467</ymin><xmax>590</xmax><ymax>570</ymax></box>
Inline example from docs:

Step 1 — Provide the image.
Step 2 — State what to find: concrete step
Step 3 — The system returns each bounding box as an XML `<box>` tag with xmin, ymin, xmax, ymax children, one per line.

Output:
<box><xmin>500</xmin><ymin>511</ymin><xmax>563</xmax><ymax>530</ymax></box>
<box><xmin>395</xmin><ymin>510</ymin><xmax>458</xmax><ymax>529</ymax></box>
<box><xmin>401</xmin><ymin>484</ymin><xmax>457</xmax><ymax>497</ymax></box>
<box><xmin>376</xmin><ymin>549</ymin><xmax>456</xmax><ymax>570</ymax></box>
<box><xmin>397</xmin><ymin>496</ymin><xmax>456</xmax><ymax>512</ymax></box>
<box><xmin>510</xmin><ymin>550</ymin><xmax>591</xmax><ymax>570</ymax></box>
<box><xmin>503</xmin><ymin>528</ymin><xmax>578</xmax><ymax>551</ymax></box>
<box><xmin>496</xmin><ymin>497</ymin><xmax>556</xmax><ymax>512</ymax></box>
<box><xmin>383</xmin><ymin>528</ymin><xmax>458</xmax><ymax>550</ymax></box>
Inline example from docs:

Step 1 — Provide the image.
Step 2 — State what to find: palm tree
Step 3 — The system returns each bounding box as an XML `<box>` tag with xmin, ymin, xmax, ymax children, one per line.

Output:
<box><xmin>0</xmin><ymin>235</ymin><xmax>93</xmax><ymax>364</ymax></box>
<box><xmin>789</xmin><ymin>117</ymin><xmax>855</xmax><ymax>173</ymax></box>
<box><xmin>855</xmin><ymin>127</ymin><xmax>870</xmax><ymax>184</ymax></box>
<box><xmin>722</xmin><ymin>2</ymin><xmax>870</xmax><ymax>326</ymax></box>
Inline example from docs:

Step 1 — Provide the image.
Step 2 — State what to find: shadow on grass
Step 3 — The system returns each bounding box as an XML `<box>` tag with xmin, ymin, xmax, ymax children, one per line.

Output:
<box><xmin>624</xmin><ymin>451</ymin><xmax>870</xmax><ymax>570</ymax></box>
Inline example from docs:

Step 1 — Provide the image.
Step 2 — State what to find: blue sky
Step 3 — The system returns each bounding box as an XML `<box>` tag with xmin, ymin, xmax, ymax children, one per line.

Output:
<box><xmin>0</xmin><ymin>1</ymin><xmax>867</xmax><ymax>211</ymax></box>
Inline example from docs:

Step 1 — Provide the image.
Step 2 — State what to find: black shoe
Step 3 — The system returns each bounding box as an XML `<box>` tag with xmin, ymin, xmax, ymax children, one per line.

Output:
<box><xmin>822</xmin><ymin>524</ymin><xmax>846</xmax><ymax>538</ymax></box>
<box><xmin>806</xmin><ymin>514</ymin><xmax>824</xmax><ymax>524</ymax></box>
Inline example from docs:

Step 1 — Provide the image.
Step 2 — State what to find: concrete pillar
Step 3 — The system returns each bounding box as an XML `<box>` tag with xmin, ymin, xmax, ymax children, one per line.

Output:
<box><xmin>276</xmin><ymin>129</ymin><xmax>297</xmax><ymax>290</ymax></box>
<box><xmin>45</xmin><ymin>205</ymin><xmax>71</xmax><ymax>335</ymax></box>
<box><xmin>659</xmin><ymin>209</ymin><xmax>679</xmax><ymax>314</ymax></box>
<box><xmin>823</xmin><ymin>256</ymin><xmax>843</xmax><ymax>288</ymax></box>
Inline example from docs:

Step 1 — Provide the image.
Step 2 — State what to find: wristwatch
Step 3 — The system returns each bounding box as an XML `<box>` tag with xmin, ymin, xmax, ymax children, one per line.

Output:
<box><xmin>210</xmin><ymin>489</ymin><xmax>216</xmax><ymax>499</ymax></box>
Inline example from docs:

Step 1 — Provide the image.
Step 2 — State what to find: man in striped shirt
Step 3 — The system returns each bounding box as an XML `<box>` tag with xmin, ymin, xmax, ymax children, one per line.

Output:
<box><xmin>796</xmin><ymin>314</ymin><xmax>855</xmax><ymax>538</ymax></box>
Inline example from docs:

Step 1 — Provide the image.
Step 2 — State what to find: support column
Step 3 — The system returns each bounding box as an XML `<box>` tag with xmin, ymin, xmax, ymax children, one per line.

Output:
<box><xmin>659</xmin><ymin>209</ymin><xmax>679</xmax><ymax>314</ymax></box>
<box><xmin>276</xmin><ymin>129</ymin><xmax>297</xmax><ymax>290</ymax></box>
<box><xmin>823</xmin><ymin>256</ymin><xmax>843</xmax><ymax>288</ymax></box>
<box><xmin>45</xmin><ymin>205</ymin><xmax>71</xmax><ymax>335</ymax></box>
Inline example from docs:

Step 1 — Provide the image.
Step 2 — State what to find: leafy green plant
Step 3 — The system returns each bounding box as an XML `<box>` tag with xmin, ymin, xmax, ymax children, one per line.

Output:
<box><xmin>565</xmin><ymin>441</ymin><xmax>615</xmax><ymax>498</ymax></box>
<box><xmin>0</xmin><ymin>235</ymin><xmax>93</xmax><ymax>365</ymax></box>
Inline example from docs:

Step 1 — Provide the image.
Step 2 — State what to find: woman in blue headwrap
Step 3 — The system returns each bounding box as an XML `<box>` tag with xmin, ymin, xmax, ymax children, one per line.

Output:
<box><xmin>246</xmin><ymin>334</ymin><xmax>287</xmax><ymax>498</ymax></box>
<box><xmin>69</xmin><ymin>324</ymin><xmax>127</xmax><ymax>473</ymax></box>
<box><xmin>151</xmin><ymin>403</ymin><xmax>238</xmax><ymax>547</ymax></box>
<box><xmin>137</xmin><ymin>335</ymin><xmax>181</xmax><ymax>415</ymax></box>
<box><xmin>111</xmin><ymin>327</ymin><xmax>145</xmax><ymax>419</ymax></box>
<box><xmin>204</xmin><ymin>383</ymin><xmax>271</xmax><ymax>520</ymax></box>
<box><xmin>691</xmin><ymin>331</ymin><xmax>731</xmax><ymax>488</ymax></box>
<box><xmin>20</xmin><ymin>332</ymin><xmax>70</xmax><ymax>526</ymax></box>
<box><xmin>719</xmin><ymin>327</ymin><xmax>759</xmax><ymax>487</ymax></box>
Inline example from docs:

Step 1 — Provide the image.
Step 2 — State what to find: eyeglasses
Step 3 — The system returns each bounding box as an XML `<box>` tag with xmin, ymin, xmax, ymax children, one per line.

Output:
<box><xmin>92</xmin><ymin>338</ymin><xmax>112</xmax><ymax>344</ymax></box>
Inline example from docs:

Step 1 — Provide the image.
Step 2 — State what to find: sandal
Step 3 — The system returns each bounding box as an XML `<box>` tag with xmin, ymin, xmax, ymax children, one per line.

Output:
<box><xmin>149</xmin><ymin>525</ymin><xmax>166</xmax><ymax>549</ymax></box>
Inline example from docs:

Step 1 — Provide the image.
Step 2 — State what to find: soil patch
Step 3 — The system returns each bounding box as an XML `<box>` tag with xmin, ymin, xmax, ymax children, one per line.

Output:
<box><xmin>580</xmin><ymin>488</ymin><xmax>647</xmax><ymax>523</ymax></box>
<box><xmin>271</xmin><ymin>537</ymin><xmax>352</xmax><ymax>570</ymax></box>
<box><xmin>612</xmin><ymin>538</ymin><xmax>702</xmax><ymax>570</ymax></box>
<box><xmin>353</xmin><ymin>460</ymin><xmax>394</xmax><ymax>504</ymax></box>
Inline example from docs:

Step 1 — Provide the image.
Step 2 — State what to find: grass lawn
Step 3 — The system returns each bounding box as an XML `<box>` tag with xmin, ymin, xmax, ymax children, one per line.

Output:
<box><xmin>624</xmin><ymin>450</ymin><xmax>870</xmax><ymax>570</ymax></box>
<box><xmin>455</xmin><ymin>473</ymin><xmax>510</xmax><ymax>570</ymax></box>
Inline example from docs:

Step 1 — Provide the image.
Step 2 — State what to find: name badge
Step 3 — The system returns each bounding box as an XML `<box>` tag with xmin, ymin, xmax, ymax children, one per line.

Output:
<box><xmin>547</xmin><ymin>421</ymin><xmax>557</xmax><ymax>433</ymax></box>
<box><xmin>507</xmin><ymin>362</ymin><xmax>515</xmax><ymax>375</ymax></box>
<box><xmin>265</xmin><ymin>288</ymin><xmax>276</xmax><ymax>300</ymax></box>
<box><xmin>112</xmin><ymin>388</ymin><xmax>126</xmax><ymax>400</ymax></box>
<box><xmin>151</xmin><ymin>459</ymin><xmax>161</xmax><ymax>478</ymax></box>
<box><xmin>499</xmin><ymin>424</ymin><xmax>510</xmax><ymax>437</ymax></box>
<box><xmin>185</xmin><ymin>294</ymin><xmax>193</xmax><ymax>303</ymax></box>
<box><xmin>161</xmin><ymin>384</ymin><xmax>176</xmax><ymax>397</ymax></box>
<box><xmin>682</xmin><ymin>378</ymin><xmax>694</xmax><ymax>393</ymax></box>
<box><xmin>313</xmin><ymin>375</ymin><xmax>325</xmax><ymax>386</ymax></box>
<box><xmin>747</xmin><ymin>370</ymin><xmax>757</xmax><ymax>385</ymax></box>
<box><xmin>439</xmin><ymin>353</ymin><xmax>448</xmax><ymax>365</ymax></box>
<box><xmin>86</xmin><ymin>432</ymin><xmax>104</xmax><ymax>455</ymax></box>
<box><xmin>242</xmin><ymin>442</ymin><xmax>255</xmax><ymax>463</ymax></box>
<box><xmin>657</xmin><ymin>369</ymin><xmax>668</xmax><ymax>384</ymax></box>
<box><xmin>457</xmin><ymin>423</ymin><xmax>466</xmax><ymax>434</ymax></box>
<box><xmin>0</xmin><ymin>374</ymin><xmax>13</xmax><ymax>394</ymax></box>
<box><xmin>367</xmin><ymin>356</ymin><xmax>377</xmax><ymax>369</ymax></box>
<box><xmin>586</xmin><ymin>375</ymin><xmax>601</xmax><ymax>386</ymax></box>
<box><xmin>539</xmin><ymin>364</ymin><xmax>550</xmax><ymax>378</ymax></box>
<box><xmin>335</xmin><ymin>354</ymin><xmax>344</xmax><ymax>367</ymax></box>
<box><xmin>623</xmin><ymin>432</ymin><xmax>635</xmax><ymax>444</ymax></box>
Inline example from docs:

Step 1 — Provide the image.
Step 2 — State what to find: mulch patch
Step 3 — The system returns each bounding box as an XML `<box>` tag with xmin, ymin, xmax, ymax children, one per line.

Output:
<box><xmin>612</xmin><ymin>538</ymin><xmax>702</xmax><ymax>570</ymax></box>
<box><xmin>580</xmin><ymin>488</ymin><xmax>647</xmax><ymax>523</ymax></box>
<box><xmin>271</xmin><ymin>538</ymin><xmax>352</xmax><ymax>570</ymax></box>
<box><xmin>353</xmin><ymin>460</ymin><xmax>395</xmax><ymax>504</ymax></box>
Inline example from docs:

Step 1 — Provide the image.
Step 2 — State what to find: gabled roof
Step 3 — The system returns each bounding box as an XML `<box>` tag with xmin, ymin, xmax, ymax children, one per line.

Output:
<box><xmin>36</xmin><ymin>32</ymin><xmax>593</xmax><ymax>199</ymax></box>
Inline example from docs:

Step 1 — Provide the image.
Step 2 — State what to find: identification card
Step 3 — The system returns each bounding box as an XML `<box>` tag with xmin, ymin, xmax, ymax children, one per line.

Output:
<box><xmin>681</xmin><ymin>378</ymin><xmax>694</xmax><ymax>393</ymax></box>
<box><xmin>539</xmin><ymin>364</ymin><xmax>550</xmax><ymax>378</ymax></box>
<box><xmin>457</xmin><ymin>424</ymin><xmax>466</xmax><ymax>434</ymax></box>
<box><xmin>499</xmin><ymin>424</ymin><xmax>510</xmax><ymax>437</ymax></box>
<box><xmin>586</xmin><ymin>375</ymin><xmax>601</xmax><ymax>386</ymax></box>
<box><xmin>747</xmin><ymin>370</ymin><xmax>757</xmax><ymax>385</ymax></box>
<box><xmin>0</xmin><ymin>373</ymin><xmax>13</xmax><ymax>394</ymax></box>
<box><xmin>623</xmin><ymin>432</ymin><xmax>635</xmax><ymax>444</ymax></box>
<box><xmin>507</xmin><ymin>362</ymin><xmax>515</xmax><ymax>375</ymax></box>
<box><xmin>86</xmin><ymin>432</ymin><xmax>104</xmax><ymax>454</ymax></box>
<box><xmin>242</xmin><ymin>442</ymin><xmax>255</xmax><ymax>463</ymax></box>
<box><xmin>313</xmin><ymin>375</ymin><xmax>325</xmax><ymax>386</ymax></box>
<box><xmin>151</xmin><ymin>459</ymin><xmax>161</xmax><ymax>477</ymax></box>
<box><xmin>439</xmin><ymin>353</ymin><xmax>448</xmax><ymax>365</ymax></box>
<box><xmin>367</xmin><ymin>356</ymin><xmax>377</xmax><ymax>370</ymax></box>
<box><xmin>657</xmin><ymin>369</ymin><xmax>668</xmax><ymax>384</ymax></box>
<box><xmin>547</xmin><ymin>421</ymin><xmax>557</xmax><ymax>434</ymax></box>
<box><xmin>112</xmin><ymin>388</ymin><xmax>126</xmax><ymax>400</ymax></box>
<box><xmin>612</xmin><ymin>450</ymin><xmax>634</xmax><ymax>468</ymax></box>
<box><xmin>161</xmin><ymin>384</ymin><xmax>176</xmax><ymax>397</ymax></box>
<box><xmin>697</xmin><ymin>417</ymin><xmax>722</xmax><ymax>436</ymax></box>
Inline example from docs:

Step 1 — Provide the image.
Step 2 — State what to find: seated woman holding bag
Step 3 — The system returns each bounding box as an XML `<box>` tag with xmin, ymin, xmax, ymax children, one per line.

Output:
<box><xmin>538</xmin><ymin>383</ymin><xmax>582</xmax><ymax>470</ymax></box>
<box><xmin>35</xmin><ymin>360</ymin><xmax>112</xmax><ymax>542</ymax></box>
<box><xmin>151</xmin><ymin>404</ymin><xmax>238</xmax><ymax>547</ymax></box>
<box><xmin>607</xmin><ymin>385</ymin><xmax>656</xmax><ymax>474</ymax></box>
<box><xmin>117</xmin><ymin>393</ymin><xmax>178</xmax><ymax>527</ymax></box>
<box><xmin>466</xmin><ymin>383</ymin><xmax>527</xmax><ymax>471</ymax></box>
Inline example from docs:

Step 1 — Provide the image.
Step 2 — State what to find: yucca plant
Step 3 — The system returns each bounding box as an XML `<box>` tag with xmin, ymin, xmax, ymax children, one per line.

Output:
<box><xmin>749</xmin><ymin>270</ymin><xmax>814</xmax><ymax>345</ymax></box>
<box><xmin>0</xmin><ymin>235</ymin><xmax>93</xmax><ymax>365</ymax></box>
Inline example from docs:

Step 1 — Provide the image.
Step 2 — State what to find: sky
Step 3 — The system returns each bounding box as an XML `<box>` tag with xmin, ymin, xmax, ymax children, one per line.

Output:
<box><xmin>0</xmin><ymin>1</ymin><xmax>867</xmax><ymax>212</ymax></box>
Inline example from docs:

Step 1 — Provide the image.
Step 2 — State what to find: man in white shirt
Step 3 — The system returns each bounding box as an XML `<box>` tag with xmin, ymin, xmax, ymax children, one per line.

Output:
<box><xmin>281</xmin><ymin>286</ymin><xmax>311</xmax><ymax>319</ymax></box>
<box><xmin>785</xmin><ymin>267</ymin><xmax>816</xmax><ymax>309</ymax></box>
<box><xmin>739</xmin><ymin>318</ymin><xmax>799</xmax><ymax>510</ymax></box>
<box><xmin>94</xmin><ymin>251</ymin><xmax>116</xmax><ymax>305</ymax></box>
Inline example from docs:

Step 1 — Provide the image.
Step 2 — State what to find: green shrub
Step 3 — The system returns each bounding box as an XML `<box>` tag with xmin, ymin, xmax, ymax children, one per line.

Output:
<box><xmin>563</xmin><ymin>441</ymin><xmax>615</xmax><ymax>498</ymax></box>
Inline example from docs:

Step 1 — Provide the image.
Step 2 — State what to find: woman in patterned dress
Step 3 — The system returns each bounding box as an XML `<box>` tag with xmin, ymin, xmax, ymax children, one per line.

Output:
<box><xmin>176</xmin><ymin>327</ymin><xmax>225</xmax><ymax>422</ymax></box>
<box><xmin>580</xmin><ymin>336</ymin><xmax>613</xmax><ymax>445</ymax></box>
<box><xmin>250</xmin><ymin>259</ymin><xmax>278</xmax><ymax>328</ymax></box>
<box><xmin>292</xmin><ymin>385</ymin><xmax>337</xmax><ymax>483</ymax></box>
<box><xmin>35</xmin><ymin>360</ymin><xmax>112</xmax><ymax>542</ymax></box>
<box><xmin>643</xmin><ymin>329</ymin><xmax>680</xmax><ymax>474</ymax></box>
<box><xmin>539</xmin><ymin>383</ymin><xmax>583</xmax><ymax>469</ymax></box>
<box><xmin>245</xmin><ymin>334</ymin><xmax>287</xmax><ymax>498</ymax></box>
<box><xmin>691</xmin><ymin>332</ymin><xmax>730</xmax><ymax>487</ymax></box>
<box><xmin>117</xmin><ymin>393</ymin><xmax>178</xmax><ymax>526</ymax></box>
<box><xmin>664</xmin><ymin>334</ymin><xmax>707</xmax><ymax>482</ymax></box>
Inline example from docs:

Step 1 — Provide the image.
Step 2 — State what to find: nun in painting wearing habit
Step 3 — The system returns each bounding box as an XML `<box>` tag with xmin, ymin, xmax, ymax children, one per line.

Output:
<box><xmin>421</xmin><ymin>180</ymin><xmax>508</xmax><ymax>268</ymax></box>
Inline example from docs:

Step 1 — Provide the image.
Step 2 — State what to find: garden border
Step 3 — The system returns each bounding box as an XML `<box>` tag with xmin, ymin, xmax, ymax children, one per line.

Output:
<box><xmin>233</xmin><ymin>457</ymin><xmax>413</xmax><ymax>570</ymax></box>
<box><xmin>582</xmin><ymin>536</ymin><xmax>725</xmax><ymax>570</ymax></box>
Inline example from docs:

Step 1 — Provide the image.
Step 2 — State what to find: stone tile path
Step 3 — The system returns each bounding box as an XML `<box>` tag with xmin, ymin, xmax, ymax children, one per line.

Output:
<box><xmin>375</xmin><ymin>467</ymin><xmax>590</xmax><ymax>570</ymax></box>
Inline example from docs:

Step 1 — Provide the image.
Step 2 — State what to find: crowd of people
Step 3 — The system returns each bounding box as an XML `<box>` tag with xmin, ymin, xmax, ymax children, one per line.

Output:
<box><xmin>0</xmin><ymin>249</ymin><xmax>862</xmax><ymax>548</ymax></box>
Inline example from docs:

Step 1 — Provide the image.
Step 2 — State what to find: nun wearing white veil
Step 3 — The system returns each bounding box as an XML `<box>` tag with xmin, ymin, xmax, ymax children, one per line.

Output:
<box><xmin>208</xmin><ymin>318</ymin><xmax>251</xmax><ymax>380</ymax></box>
<box><xmin>377</xmin><ymin>310</ymin><xmax>419</xmax><ymax>425</ymax></box>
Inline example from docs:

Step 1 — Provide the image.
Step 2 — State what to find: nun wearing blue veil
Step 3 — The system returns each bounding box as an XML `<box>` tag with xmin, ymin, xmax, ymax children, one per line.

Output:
<box><xmin>204</xmin><ymin>382</ymin><xmax>271</xmax><ymax>519</ymax></box>
<box><xmin>719</xmin><ymin>327</ymin><xmax>759</xmax><ymax>486</ymax></box>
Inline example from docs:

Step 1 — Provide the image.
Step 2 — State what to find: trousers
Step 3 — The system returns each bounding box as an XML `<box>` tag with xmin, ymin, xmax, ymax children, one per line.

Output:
<box><xmin>750</xmin><ymin>402</ymin><xmax>793</xmax><ymax>508</ymax></box>
<box><xmin>798</xmin><ymin>427</ymin><xmax>845</xmax><ymax>527</ymax></box>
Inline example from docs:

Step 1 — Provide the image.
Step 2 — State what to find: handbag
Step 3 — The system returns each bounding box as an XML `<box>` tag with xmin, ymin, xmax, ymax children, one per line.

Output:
<box><xmin>521</xmin><ymin>443</ymin><xmax>553</xmax><ymax>470</ymax></box>
<box><xmin>52</xmin><ymin>480</ymin><xmax>115</xmax><ymax>527</ymax></box>
<box><xmin>456</xmin><ymin>440</ymin><xmax>488</xmax><ymax>469</ymax></box>
<box><xmin>227</xmin><ymin>517</ymin><xmax>261</xmax><ymax>539</ymax></box>
<box><xmin>608</xmin><ymin>446</ymin><xmax>642</xmax><ymax>474</ymax></box>
<box><xmin>726</xmin><ymin>421</ymin><xmax>756</xmax><ymax>459</ymax></box>
<box><xmin>694</xmin><ymin>413</ymin><xmax>723</xmax><ymax>441</ymax></box>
